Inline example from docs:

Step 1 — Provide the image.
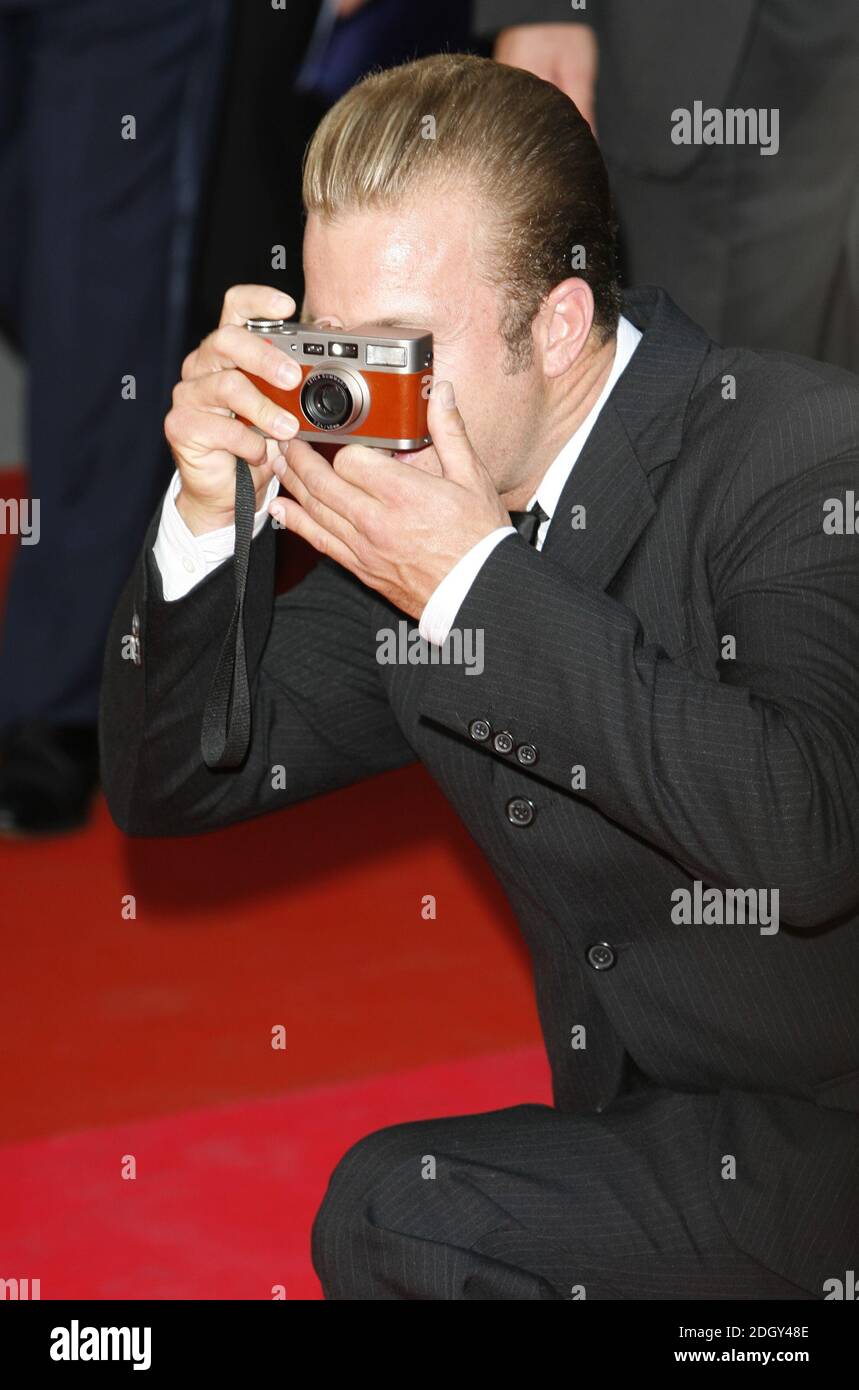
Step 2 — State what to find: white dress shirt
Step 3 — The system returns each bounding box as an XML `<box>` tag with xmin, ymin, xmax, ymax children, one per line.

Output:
<box><xmin>152</xmin><ymin>314</ymin><xmax>641</xmax><ymax>609</ymax></box>
<box><xmin>152</xmin><ymin>467</ymin><xmax>279</xmax><ymax>601</ymax></box>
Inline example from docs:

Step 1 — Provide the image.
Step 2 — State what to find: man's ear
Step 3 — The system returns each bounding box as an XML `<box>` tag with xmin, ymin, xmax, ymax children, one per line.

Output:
<box><xmin>535</xmin><ymin>279</ymin><xmax>595</xmax><ymax>379</ymax></box>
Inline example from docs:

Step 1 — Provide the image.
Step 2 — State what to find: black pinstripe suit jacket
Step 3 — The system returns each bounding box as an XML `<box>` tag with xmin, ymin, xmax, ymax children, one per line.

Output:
<box><xmin>99</xmin><ymin>288</ymin><xmax>859</xmax><ymax>1296</ymax></box>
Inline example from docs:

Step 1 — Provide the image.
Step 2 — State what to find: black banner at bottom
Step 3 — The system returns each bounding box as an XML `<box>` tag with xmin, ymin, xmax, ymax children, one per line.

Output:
<box><xmin>0</xmin><ymin>1297</ymin><xmax>854</xmax><ymax>1373</ymax></box>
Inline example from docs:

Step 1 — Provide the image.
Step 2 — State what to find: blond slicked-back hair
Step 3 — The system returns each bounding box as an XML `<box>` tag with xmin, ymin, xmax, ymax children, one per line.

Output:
<box><xmin>302</xmin><ymin>53</ymin><xmax>621</xmax><ymax>371</ymax></box>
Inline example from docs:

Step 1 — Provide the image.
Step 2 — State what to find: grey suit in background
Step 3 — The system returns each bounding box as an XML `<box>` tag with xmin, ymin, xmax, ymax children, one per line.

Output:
<box><xmin>475</xmin><ymin>0</ymin><xmax>859</xmax><ymax>370</ymax></box>
<box><xmin>99</xmin><ymin>289</ymin><xmax>859</xmax><ymax>1299</ymax></box>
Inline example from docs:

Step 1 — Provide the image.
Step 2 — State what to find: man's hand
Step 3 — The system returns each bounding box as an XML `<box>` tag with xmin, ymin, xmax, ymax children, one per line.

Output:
<box><xmin>495</xmin><ymin>23</ymin><xmax>598</xmax><ymax>134</ymax></box>
<box><xmin>269</xmin><ymin>380</ymin><xmax>511</xmax><ymax>620</ymax></box>
<box><xmin>164</xmin><ymin>285</ymin><xmax>303</xmax><ymax>536</ymax></box>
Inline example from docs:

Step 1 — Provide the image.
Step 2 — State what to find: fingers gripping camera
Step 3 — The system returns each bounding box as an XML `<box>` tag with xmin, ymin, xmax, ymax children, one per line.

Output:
<box><xmin>241</xmin><ymin>319</ymin><xmax>433</xmax><ymax>449</ymax></box>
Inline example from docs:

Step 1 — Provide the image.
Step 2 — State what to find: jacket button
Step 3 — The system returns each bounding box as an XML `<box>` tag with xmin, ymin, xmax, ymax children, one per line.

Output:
<box><xmin>469</xmin><ymin>719</ymin><xmax>491</xmax><ymax>742</ymax></box>
<box><xmin>516</xmin><ymin>743</ymin><xmax>538</xmax><ymax>766</ymax></box>
<box><xmin>586</xmin><ymin>943</ymin><xmax>616</xmax><ymax>971</ymax></box>
<box><xmin>506</xmin><ymin>796</ymin><xmax>535</xmax><ymax>827</ymax></box>
<box><xmin>493</xmin><ymin>730</ymin><xmax>514</xmax><ymax>755</ymax></box>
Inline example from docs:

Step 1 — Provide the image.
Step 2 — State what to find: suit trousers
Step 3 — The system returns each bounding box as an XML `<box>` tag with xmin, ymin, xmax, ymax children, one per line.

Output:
<box><xmin>0</xmin><ymin>0</ymin><xmax>229</xmax><ymax>726</ymax></box>
<box><xmin>311</xmin><ymin>1085</ymin><xmax>816</xmax><ymax>1300</ymax></box>
<box><xmin>607</xmin><ymin>1</ymin><xmax>859</xmax><ymax>370</ymax></box>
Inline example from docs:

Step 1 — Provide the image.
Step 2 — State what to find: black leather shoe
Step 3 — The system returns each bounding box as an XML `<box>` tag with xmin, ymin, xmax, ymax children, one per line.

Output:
<box><xmin>0</xmin><ymin>723</ymin><xmax>100</xmax><ymax>836</ymax></box>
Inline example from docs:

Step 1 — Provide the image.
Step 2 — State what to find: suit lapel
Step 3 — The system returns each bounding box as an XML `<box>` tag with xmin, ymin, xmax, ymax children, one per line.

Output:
<box><xmin>541</xmin><ymin>287</ymin><xmax>712</xmax><ymax>590</ymax></box>
<box><xmin>540</xmin><ymin>399</ymin><xmax>656</xmax><ymax>588</ymax></box>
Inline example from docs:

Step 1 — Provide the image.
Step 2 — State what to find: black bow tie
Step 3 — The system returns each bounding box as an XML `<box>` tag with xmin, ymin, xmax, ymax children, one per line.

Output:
<box><xmin>508</xmin><ymin>501</ymin><xmax>549</xmax><ymax>547</ymax></box>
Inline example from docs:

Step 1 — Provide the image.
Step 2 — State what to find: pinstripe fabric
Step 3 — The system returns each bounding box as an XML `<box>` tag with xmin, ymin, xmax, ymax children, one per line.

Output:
<box><xmin>311</xmin><ymin>1093</ymin><xmax>814</xmax><ymax>1300</ymax></box>
<box><xmin>99</xmin><ymin>287</ymin><xmax>859</xmax><ymax>1299</ymax></box>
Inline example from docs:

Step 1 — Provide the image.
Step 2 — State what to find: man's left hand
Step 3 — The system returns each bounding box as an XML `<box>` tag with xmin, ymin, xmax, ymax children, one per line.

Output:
<box><xmin>269</xmin><ymin>380</ymin><xmax>510</xmax><ymax>619</ymax></box>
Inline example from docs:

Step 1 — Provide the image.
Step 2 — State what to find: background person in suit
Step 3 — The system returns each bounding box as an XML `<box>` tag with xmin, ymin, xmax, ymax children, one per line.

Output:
<box><xmin>476</xmin><ymin>0</ymin><xmax>859</xmax><ymax>370</ymax></box>
<box><xmin>0</xmin><ymin>0</ymin><xmax>230</xmax><ymax>834</ymax></box>
<box><xmin>0</xmin><ymin>0</ymin><xmax>475</xmax><ymax>837</ymax></box>
<box><xmin>100</xmin><ymin>55</ymin><xmax>859</xmax><ymax>1299</ymax></box>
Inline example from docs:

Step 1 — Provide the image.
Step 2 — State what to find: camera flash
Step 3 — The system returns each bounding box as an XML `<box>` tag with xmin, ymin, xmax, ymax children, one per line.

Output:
<box><xmin>366</xmin><ymin>344</ymin><xmax>407</xmax><ymax>367</ymax></box>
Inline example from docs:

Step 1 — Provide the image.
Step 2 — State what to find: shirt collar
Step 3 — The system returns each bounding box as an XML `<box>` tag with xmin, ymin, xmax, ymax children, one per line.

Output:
<box><xmin>528</xmin><ymin>313</ymin><xmax>643</xmax><ymax>520</ymax></box>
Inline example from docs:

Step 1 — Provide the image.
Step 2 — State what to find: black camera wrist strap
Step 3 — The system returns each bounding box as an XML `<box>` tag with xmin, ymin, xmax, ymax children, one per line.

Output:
<box><xmin>200</xmin><ymin>456</ymin><xmax>256</xmax><ymax>770</ymax></box>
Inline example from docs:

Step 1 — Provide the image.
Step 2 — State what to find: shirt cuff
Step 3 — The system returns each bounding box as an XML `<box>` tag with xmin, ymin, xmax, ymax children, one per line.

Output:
<box><xmin>419</xmin><ymin>526</ymin><xmax>516</xmax><ymax>646</ymax></box>
<box><xmin>152</xmin><ymin>469</ymin><xmax>280</xmax><ymax>602</ymax></box>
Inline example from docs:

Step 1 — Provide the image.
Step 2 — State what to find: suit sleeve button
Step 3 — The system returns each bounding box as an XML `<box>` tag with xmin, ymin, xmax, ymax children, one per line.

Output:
<box><xmin>516</xmin><ymin>743</ymin><xmax>538</xmax><ymax>766</ymax></box>
<box><xmin>469</xmin><ymin>719</ymin><xmax>491</xmax><ymax>742</ymax></box>
<box><xmin>506</xmin><ymin>797</ymin><xmax>536</xmax><ymax>827</ymax></box>
<box><xmin>493</xmin><ymin>730</ymin><xmax>514</xmax><ymax>754</ymax></box>
<box><xmin>586</xmin><ymin>943</ymin><xmax>616</xmax><ymax>971</ymax></box>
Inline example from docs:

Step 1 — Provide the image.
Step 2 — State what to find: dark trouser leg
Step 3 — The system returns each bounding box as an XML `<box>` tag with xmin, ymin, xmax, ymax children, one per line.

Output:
<box><xmin>608</xmin><ymin>9</ymin><xmax>859</xmax><ymax>369</ymax></box>
<box><xmin>0</xmin><ymin>10</ymin><xmax>27</xmax><ymax>348</ymax></box>
<box><xmin>311</xmin><ymin>1090</ymin><xmax>815</xmax><ymax>1300</ymax></box>
<box><xmin>0</xmin><ymin>0</ymin><xmax>228</xmax><ymax>726</ymax></box>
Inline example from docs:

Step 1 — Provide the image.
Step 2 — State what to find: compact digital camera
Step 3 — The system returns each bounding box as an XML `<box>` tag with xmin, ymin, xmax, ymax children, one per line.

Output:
<box><xmin>241</xmin><ymin>319</ymin><xmax>434</xmax><ymax>449</ymax></box>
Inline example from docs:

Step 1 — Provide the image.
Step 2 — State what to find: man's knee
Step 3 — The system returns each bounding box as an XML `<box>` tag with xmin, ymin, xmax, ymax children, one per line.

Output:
<box><xmin>311</xmin><ymin>1121</ymin><xmax>427</xmax><ymax>1297</ymax></box>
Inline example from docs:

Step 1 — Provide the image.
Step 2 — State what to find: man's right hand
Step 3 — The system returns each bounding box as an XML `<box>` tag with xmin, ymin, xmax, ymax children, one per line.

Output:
<box><xmin>164</xmin><ymin>285</ymin><xmax>303</xmax><ymax>535</ymax></box>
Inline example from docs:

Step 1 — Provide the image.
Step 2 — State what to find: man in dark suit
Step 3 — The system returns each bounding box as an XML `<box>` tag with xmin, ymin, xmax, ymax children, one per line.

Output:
<box><xmin>99</xmin><ymin>53</ymin><xmax>859</xmax><ymax>1299</ymax></box>
<box><xmin>477</xmin><ymin>0</ymin><xmax>859</xmax><ymax>370</ymax></box>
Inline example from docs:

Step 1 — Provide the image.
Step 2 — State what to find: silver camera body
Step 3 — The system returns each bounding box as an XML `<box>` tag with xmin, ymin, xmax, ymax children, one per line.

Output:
<box><xmin>244</xmin><ymin>319</ymin><xmax>434</xmax><ymax>449</ymax></box>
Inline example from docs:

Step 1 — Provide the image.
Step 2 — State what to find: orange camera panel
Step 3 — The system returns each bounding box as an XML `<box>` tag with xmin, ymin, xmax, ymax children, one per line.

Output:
<box><xmin>237</xmin><ymin>319</ymin><xmax>433</xmax><ymax>450</ymax></box>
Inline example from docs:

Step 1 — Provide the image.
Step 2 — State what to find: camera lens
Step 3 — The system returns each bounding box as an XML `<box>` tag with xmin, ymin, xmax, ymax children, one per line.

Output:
<box><xmin>300</xmin><ymin>371</ymin><xmax>359</xmax><ymax>430</ymax></box>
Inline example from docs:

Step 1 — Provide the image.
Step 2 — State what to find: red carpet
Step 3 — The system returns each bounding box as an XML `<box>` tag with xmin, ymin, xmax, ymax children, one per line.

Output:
<box><xmin>0</xmin><ymin>467</ymin><xmax>546</xmax><ymax>1297</ymax></box>
<box><xmin>0</xmin><ymin>1047</ymin><xmax>550</xmax><ymax>1300</ymax></box>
